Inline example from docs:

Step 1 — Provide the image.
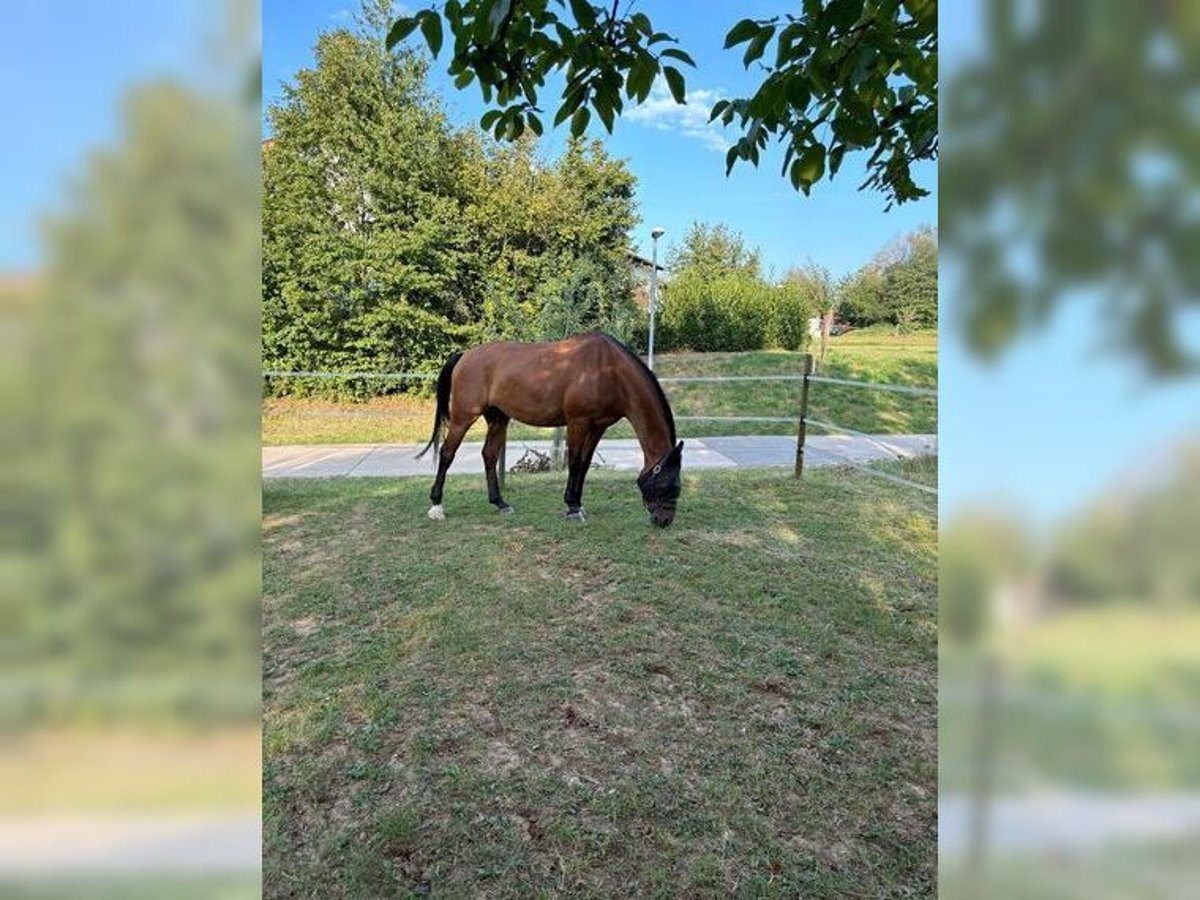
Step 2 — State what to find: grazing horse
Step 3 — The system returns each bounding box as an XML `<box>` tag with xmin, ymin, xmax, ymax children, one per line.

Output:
<box><xmin>416</xmin><ymin>332</ymin><xmax>683</xmax><ymax>527</ymax></box>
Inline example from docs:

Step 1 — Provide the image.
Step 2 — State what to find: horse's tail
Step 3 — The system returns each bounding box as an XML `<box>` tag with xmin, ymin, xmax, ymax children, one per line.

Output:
<box><xmin>415</xmin><ymin>351</ymin><xmax>463</xmax><ymax>461</ymax></box>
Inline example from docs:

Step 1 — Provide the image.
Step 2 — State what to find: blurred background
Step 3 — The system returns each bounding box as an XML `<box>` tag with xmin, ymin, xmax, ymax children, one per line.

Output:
<box><xmin>940</xmin><ymin>1</ymin><xmax>1200</xmax><ymax>897</ymax></box>
<box><xmin>1</xmin><ymin>1</ymin><xmax>261</xmax><ymax>896</ymax></box>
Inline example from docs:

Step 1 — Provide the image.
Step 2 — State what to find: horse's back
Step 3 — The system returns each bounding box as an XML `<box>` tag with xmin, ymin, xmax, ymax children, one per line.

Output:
<box><xmin>453</xmin><ymin>333</ymin><xmax>620</xmax><ymax>426</ymax></box>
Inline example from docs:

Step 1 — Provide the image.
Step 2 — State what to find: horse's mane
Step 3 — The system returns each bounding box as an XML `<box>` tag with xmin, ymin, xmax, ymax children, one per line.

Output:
<box><xmin>600</xmin><ymin>333</ymin><xmax>676</xmax><ymax>444</ymax></box>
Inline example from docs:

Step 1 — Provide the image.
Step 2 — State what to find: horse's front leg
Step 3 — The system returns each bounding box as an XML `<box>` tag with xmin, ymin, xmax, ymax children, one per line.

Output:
<box><xmin>563</xmin><ymin>421</ymin><xmax>602</xmax><ymax>521</ymax></box>
<box><xmin>562</xmin><ymin>420</ymin><xmax>588</xmax><ymax>521</ymax></box>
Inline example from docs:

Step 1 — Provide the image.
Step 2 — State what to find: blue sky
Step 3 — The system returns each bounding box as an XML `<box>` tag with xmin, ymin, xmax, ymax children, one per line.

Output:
<box><xmin>0</xmin><ymin>2</ymin><xmax>213</xmax><ymax>270</ymax></box>
<box><xmin>939</xmin><ymin>2</ymin><xmax>1200</xmax><ymax>525</ymax></box>
<box><xmin>262</xmin><ymin>0</ymin><xmax>936</xmax><ymax>278</ymax></box>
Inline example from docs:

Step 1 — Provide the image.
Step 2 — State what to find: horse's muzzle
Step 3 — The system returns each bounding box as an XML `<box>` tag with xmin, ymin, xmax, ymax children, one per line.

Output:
<box><xmin>647</xmin><ymin>503</ymin><xmax>676</xmax><ymax>528</ymax></box>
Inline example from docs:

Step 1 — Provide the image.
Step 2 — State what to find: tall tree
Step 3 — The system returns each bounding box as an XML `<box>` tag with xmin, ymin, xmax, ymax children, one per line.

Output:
<box><xmin>387</xmin><ymin>0</ymin><xmax>937</xmax><ymax>207</ymax></box>
<box><xmin>264</xmin><ymin>8</ymin><xmax>642</xmax><ymax>386</ymax></box>
<box><xmin>264</xmin><ymin>25</ymin><xmax>478</xmax><ymax>378</ymax></box>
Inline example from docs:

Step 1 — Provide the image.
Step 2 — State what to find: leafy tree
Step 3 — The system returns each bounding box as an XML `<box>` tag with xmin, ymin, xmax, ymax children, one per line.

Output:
<box><xmin>881</xmin><ymin>225</ymin><xmax>937</xmax><ymax>329</ymax></box>
<box><xmin>264</xmin><ymin>10</ymin><xmax>640</xmax><ymax>394</ymax></box>
<box><xmin>388</xmin><ymin>0</ymin><xmax>937</xmax><ymax>207</ymax></box>
<box><xmin>17</xmin><ymin>78</ymin><xmax>261</xmax><ymax>724</ymax></box>
<box><xmin>1047</xmin><ymin>447</ymin><xmax>1200</xmax><ymax>605</ymax></box>
<box><xmin>941</xmin><ymin>513</ymin><xmax>1032</xmax><ymax>644</ymax></box>
<box><xmin>838</xmin><ymin>264</ymin><xmax>887</xmax><ymax>326</ymax></box>
<box><xmin>659</xmin><ymin>221</ymin><xmax>811</xmax><ymax>351</ymax></box>
<box><xmin>264</xmin><ymin>27</ymin><xmax>480</xmax><ymax>385</ymax></box>
<box><xmin>834</xmin><ymin>225</ymin><xmax>936</xmax><ymax>329</ymax></box>
<box><xmin>784</xmin><ymin>261</ymin><xmax>835</xmax><ymax>360</ymax></box>
<box><xmin>668</xmin><ymin>222</ymin><xmax>762</xmax><ymax>283</ymax></box>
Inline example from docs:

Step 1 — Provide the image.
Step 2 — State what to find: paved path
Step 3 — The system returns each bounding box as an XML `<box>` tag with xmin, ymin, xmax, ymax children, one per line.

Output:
<box><xmin>939</xmin><ymin>791</ymin><xmax>1200</xmax><ymax>857</ymax></box>
<box><xmin>0</xmin><ymin>813</ymin><xmax>260</xmax><ymax>873</ymax></box>
<box><xmin>263</xmin><ymin>433</ymin><xmax>937</xmax><ymax>478</ymax></box>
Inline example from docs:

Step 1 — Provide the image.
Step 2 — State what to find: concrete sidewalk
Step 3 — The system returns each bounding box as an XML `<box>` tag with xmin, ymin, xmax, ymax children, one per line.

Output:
<box><xmin>263</xmin><ymin>433</ymin><xmax>936</xmax><ymax>478</ymax></box>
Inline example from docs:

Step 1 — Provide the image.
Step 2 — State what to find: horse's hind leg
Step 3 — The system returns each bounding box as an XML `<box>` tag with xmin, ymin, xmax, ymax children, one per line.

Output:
<box><xmin>482</xmin><ymin>408</ymin><xmax>512</xmax><ymax>514</ymax></box>
<box><xmin>428</xmin><ymin>417</ymin><xmax>474</xmax><ymax>520</ymax></box>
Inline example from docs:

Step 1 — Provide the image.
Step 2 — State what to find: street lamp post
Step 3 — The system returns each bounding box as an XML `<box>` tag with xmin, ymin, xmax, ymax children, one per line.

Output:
<box><xmin>647</xmin><ymin>227</ymin><xmax>665</xmax><ymax>370</ymax></box>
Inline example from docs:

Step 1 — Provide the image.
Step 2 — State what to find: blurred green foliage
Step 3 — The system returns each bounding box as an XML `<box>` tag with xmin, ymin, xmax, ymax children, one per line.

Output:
<box><xmin>7</xmin><ymin>68</ymin><xmax>261</xmax><ymax>728</ymax></box>
<box><xmin>1047</xmin><ymin>448</ymin><xmax>1200</xmax><ymax>605</ymax></box>
<box><xmin>262</xmin><ymin>12</ymin><xmax>639</xmax><ymax>398</ymax></box>
<box><xmin>942</xmin><ymin>0</ymin><xmax>1200</xmax><ymax>375</ymax></box>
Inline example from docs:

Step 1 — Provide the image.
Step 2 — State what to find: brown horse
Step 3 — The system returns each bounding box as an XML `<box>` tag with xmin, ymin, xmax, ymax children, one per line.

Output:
<box><xmin>416</xmin><ymin>332</ymin><xmax>683</xmax><ymax>527</ymax></box>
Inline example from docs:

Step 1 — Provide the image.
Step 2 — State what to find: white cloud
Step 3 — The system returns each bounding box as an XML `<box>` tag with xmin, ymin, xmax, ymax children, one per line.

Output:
<box><xmin>625</xmin><ymin>78</ymin><xmax>732</xmax><ymax>153</ymax></box>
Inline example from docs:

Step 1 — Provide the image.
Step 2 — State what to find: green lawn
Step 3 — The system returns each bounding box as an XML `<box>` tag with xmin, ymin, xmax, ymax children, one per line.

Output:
<box><xmin>263</xmin><ymin>464</ymin><xmax>936</xmax><ymax>897</ymax></box>
<box><xmin>262</xmin><ymin>327</ymin><xmax>936</xmax><ymax>446</ymax></box>
<box><xmin>939</xmin><ymin>608</ymin><xmax>1200</xmax><ymax>792</ymax></box>
<box><xmin>939</xmin><ymin>838</ymin><xmax>1200</xmax><ymax>900</ymax></box>
<box><xmin>1</xmin><ymin>875</ymin><xmax>260</xmax><ymax>900</ymax></box>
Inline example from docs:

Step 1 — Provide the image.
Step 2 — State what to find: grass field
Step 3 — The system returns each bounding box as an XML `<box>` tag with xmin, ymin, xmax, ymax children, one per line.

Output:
<box><xmin>263</xmin><ymin>463</ymin><xmax>936</xmax><ymax>897</ymax></box>
<box><xmin>939</xmin><ymin>608</ymin><xmax>1200</xmax><ymax>792</ymax></box>
<box><xmin>1</xmin><ymin>875</ymin><xmax>261</xmax><ymax>900</ymax></box>
<box><xmin>939</xmin><ymin>838</ymin><xmax>1200</xmax><ymax>900</ymax></box>
<box><xmin>0</xmin><ymin>728</ymin><xmax>261</xmax><ymax>814</ymax></box>
<box><xmin>262</xmin><ymin>326</ymin><xmax>936</xmax><ymax>446</ymax></box>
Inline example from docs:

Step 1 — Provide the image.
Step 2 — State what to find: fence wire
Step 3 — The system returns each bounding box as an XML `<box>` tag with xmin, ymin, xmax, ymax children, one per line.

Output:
<box><xmin>262</xmin><ymin>367</ymin><xmax>937</xmax><ymax>495</ymax></box>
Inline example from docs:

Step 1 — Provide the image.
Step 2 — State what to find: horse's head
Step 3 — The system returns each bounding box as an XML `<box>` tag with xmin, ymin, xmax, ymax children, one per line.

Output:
<box><xmin>637</xmin><ymin>441</ymin><xmax>683</xmax><ymax>528</ymax></box>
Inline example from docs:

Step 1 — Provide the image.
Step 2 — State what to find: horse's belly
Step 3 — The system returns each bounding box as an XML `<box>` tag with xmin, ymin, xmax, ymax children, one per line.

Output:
<box><xmin>504</xmin><ymin>405</ymin><xmax>567</xmax><ymax>428</ymax></box>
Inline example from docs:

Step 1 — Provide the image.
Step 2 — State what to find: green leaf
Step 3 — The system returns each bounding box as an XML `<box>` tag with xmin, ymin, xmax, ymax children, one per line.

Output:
<box><xmin>385</xmin><ymin>16</ymin><xmax>420</xmax><ymax>50</ymax></box>
<box><xmin>660</xmin><ymin>47</ymin><xmax>696</xmax><ymax>67</ymax></box>
<box><xmin>418</xmin><ymin>11</ymin><xmax>443</xmax><ymax>57</ymax></box>
<box><xmin>569</xmin><ymin>0</ymin><xmax>596</xmax><ymax>29</ymax></box>
<box><xmin>555</xmin><ymin>85</ymin><xmax>586</xmax><ymax>126</ymax></box>
<box><xmin>554</xmin><ymin>22</ymin><xmax>575</xmax><ymax>48</ymax></box>
<box><xmin>663</xmin><ymin>66</ymin><xmax>686</xmax><ymax>104</ymax></box>
<box><xmin>829</xmin><ymin>143</ymin><xmax>846</xmax><ymax>175</ymax></box>
<box><xmin>527</xmin><ymin>112</ymin><xmax>544</xmax><ymax>137</ymax></box>
<box><xmin>570</xmin><ymin>105</ymin><xmax>591</xmax><ymax>136</ymax></box>
<box><xmin>454</xmin><ymin>70</ymin><xmax>474</xmax><ymax>89</ymax></box>
<box><xmin>480</xmin><ymin>109</ymin><xmax>503</xmax><ymax>131</ymax></box>
<box><xmin>826</xmin><ymin>0</ymin><xmax>866</xmax><ymax>30</ymax></box>
<box><xmin>832</xmin><ymin>113</ymin><xmax>876</xmax><ymax>147</ymax></box>
<box><xmin>743</xmin><ymin>26</ymin><xmax>775</xmax><ymax>67</ymax></box>
<box><xmin>626</xmin><ymin>54</ymin><xmax>656</xmax><ymax>102</ymax></box>
<box><xmin>595</xmin><ymin>98</ymin><xmax>615</xmax><ymax>132</ymax></box>
<box><xmin>631</xmin><ymin>12</ymin><xmax>653</xmax><ymax>36</ymax></box>
<box><xmin>724</xmin><ymin>19</ymin><xmax>760</xmax><ymax>49</ymax></box>
<box><xmin>708</xmin><ymin>100</ymin><xmax>730</xmax><ymax>123</ymax></box>
<box><xmin>487</xmin><ymin>0</ymin><xmax>512</xmax><ymax>39</ymax></box>
<box><xmin>725</xmin><ymin>144</ymin><xmax>739</xmax><ymax>176</ymax></box>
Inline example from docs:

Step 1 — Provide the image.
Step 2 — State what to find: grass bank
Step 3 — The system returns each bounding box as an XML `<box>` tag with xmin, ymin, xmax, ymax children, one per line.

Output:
<box><xmin>263</xmin><ymin>464</ymin><xmax>936</xmax><ymax>896</ymax></box>
<box><xmin>262</xmin><ymin>327</ymin><xmax>936</xmax><ymax>446</ymax></box>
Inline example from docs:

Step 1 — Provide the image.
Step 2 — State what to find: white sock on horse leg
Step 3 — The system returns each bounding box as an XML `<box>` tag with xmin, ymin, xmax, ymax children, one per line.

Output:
<box><xmin>427</xmin><ymin>504</ymin><xmax>445</xmax><ymax>520</ymax></box>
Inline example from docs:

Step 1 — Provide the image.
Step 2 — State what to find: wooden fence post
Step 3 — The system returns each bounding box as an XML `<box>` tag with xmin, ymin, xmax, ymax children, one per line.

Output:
<box><xmin>794</xmin><ymin>353</ymin><xmax>814</xmax><ymax>478</ymax></box>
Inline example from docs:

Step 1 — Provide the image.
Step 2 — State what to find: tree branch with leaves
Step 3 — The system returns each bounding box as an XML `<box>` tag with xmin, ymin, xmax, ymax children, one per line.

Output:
<box><xmin>387</xmin><ymin>0</ymin><xmax>937</xmax><ymax>208</ymax></box>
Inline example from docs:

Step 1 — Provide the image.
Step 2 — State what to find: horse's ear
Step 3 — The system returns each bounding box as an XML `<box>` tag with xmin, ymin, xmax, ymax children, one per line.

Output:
<box><xmin>673</xmin><ymin>441</ymin><xmax>684</xmax><ymax>459</ymax></box>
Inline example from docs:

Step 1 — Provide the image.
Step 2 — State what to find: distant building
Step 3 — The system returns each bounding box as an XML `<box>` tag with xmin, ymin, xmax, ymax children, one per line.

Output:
<box><xmin>629</xmin><ymin>252</ymin><xmax>666</xmax><ymax>311</ymax></box>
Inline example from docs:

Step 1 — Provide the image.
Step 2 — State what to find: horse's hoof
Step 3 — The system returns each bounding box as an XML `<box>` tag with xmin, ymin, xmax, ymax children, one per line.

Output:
<box><xmin>427</xmin><ymin>505</ymin><xmax>446</xmax><ymax>521</ymax></box>
<box><xmin>565</xmin><ymin>508</ymin><xmax>586</xmax><ymax>522</ymax></box>
<box><xmin>496</xmin><ymin>504</ymin><xmax>514</xmax><ymax>516</ymax></box>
